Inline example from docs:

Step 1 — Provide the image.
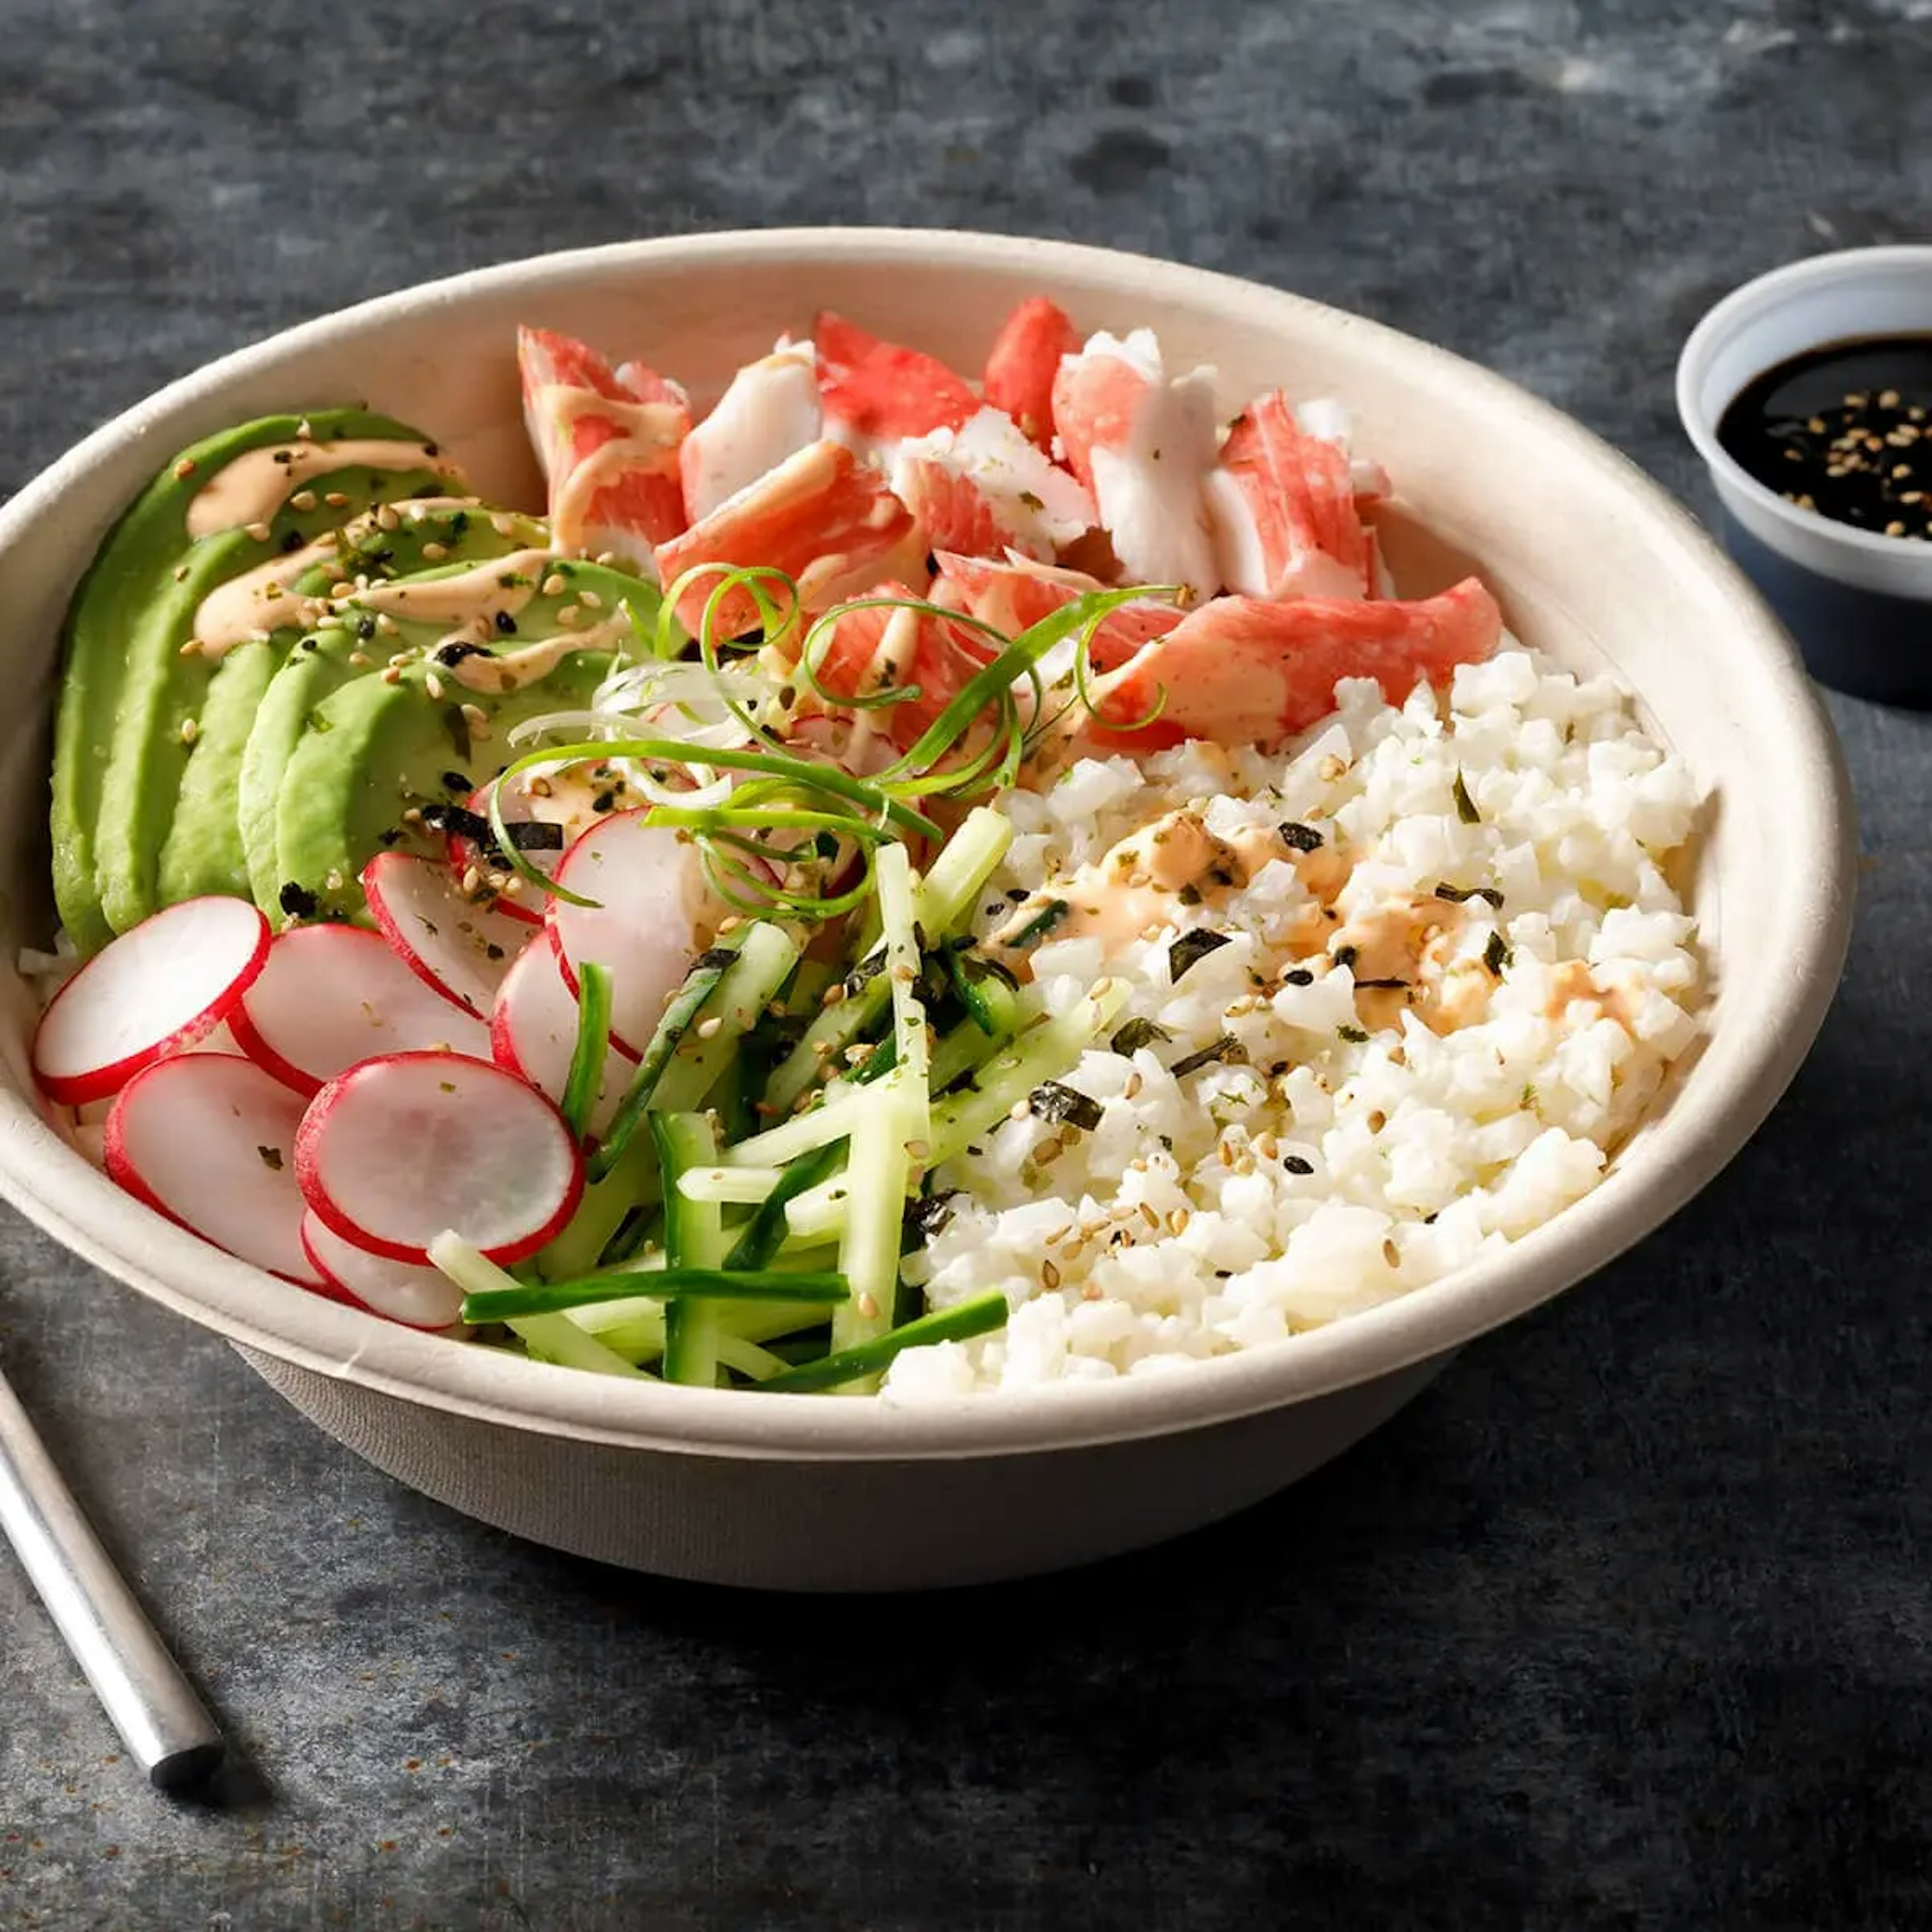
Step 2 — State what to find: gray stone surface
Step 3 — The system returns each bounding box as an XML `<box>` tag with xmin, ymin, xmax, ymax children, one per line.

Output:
<box><xmin>1</xmin><ymin>0</ymin><xmax>1929</xmax><ymax>1924</ymax></box>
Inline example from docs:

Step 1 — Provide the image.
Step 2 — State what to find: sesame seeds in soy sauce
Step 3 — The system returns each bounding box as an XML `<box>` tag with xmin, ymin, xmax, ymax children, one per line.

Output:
<box><xmin>1716</xmin><ymin>334</ymin><xmax>1932</xmax><ymax>541</ymax></box>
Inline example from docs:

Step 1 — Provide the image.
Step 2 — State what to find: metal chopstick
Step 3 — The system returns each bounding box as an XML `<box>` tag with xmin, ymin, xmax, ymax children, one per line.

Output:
<box><xmin>0</xmin><ymin>1357</ymin><xmax>224</xmax><ymax>1789</ymax></box>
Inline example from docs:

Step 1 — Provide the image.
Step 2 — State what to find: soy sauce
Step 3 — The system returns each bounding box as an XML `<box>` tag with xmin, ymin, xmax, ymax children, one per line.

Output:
<box><xmin>1716</xmin><ymin>335</ymin><xmax>1932</xmax><ymax>541</ymax></box>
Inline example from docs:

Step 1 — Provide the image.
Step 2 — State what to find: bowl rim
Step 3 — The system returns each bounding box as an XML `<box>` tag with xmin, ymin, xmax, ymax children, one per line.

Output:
<box><xmin>0</xmin><ymin>225</ymin><xmax>1858</xmax><ymax>1462</ymax></box>
<box><xmin>1674</xmin><ymin>243</ymin><xmax>1932</xmax><ymax>575</ymax></box>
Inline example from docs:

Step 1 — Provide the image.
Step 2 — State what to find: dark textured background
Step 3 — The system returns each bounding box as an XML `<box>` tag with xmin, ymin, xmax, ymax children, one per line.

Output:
<box><xmin>3</xmin><ymin>2</ymin><xmax>1930</xmax><ymax>1925</ymax></box>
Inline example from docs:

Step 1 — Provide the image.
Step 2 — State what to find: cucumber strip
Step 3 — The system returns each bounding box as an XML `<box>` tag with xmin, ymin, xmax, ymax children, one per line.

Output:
<box><xmin>590</xmin><ymin>939</ymin><xmax>744</xmax><ymax>1180</ymax></box>
<box><xmin>461</xmin><ymin>1266</ymin><xmax>848</xmax><ymax>1322</ymax></box>
<box><xmin>649</xmin><ymin>921</ymin><xmax>803</xmax><ymax>1115</ymax></box>
<box><xmin>762</xmin><ymin>811</ymin><xmax>1011</xmax><ymax>1114</ymax></box>
<box><xmin>761</xmin><ymin>1289</ymin><xmax>1010</xmax><ymax>1393</ymax></box>
<box><xmin>874</xmin><ymin>844</ymin><xmax>931</xmax><ymax>1149</ymax></box>
<box><xmin>653</xmin><ymin>1112</ymin><xmax>728</xmax><ymax>1386</ymax></box>
<box><xmin>929</xmin><ymin>987</ymin><xmax>1040</xmax><ymax>1092</ymax></box>
<box><xmin>940</xmin><ymin>944</ymin><xmax>1000</xmax><ymax>1035</ymax></box>
<box><xmin>561</xmin><ymin>960</ymin><xmax>614</xmax><ymax>1141</ymax></box>
<box><xmin>722</xmin><ymin>1090</ymin><xmax>865</xmax><ymax>1169</ymax></box>
<box><xmin>918</xmin><ymin>806</ymin><xmax>1015</xmax><ymax>935</ymax></box>
<box><xmin>831</xmin><ymin>1064</ymin><xmax>916</xmax><ymax>1358</ymax></box>
<box><xmin>783</xmin><ymin>1177</ymin><xmax>852</xmax><ymax>1247</ymax></box>
<box><xmin>927</xmin><ymin>980</ymin><xmax>1129</xmax><ymax>1166</ymax></box>
<box><xmin>677</xmin><ymin>1165</ymin><xmax>786</xmax><ymax>1205</ymax></box>
<box><xmin>538</xmin><ymin>1136</ymin><xmax>658</xmax><ymax>1282</ymax></box>
<box><xmin>723</xmin><ymin>1141</ymin><xmax>846</xmax><ymax>1271</ymax></box>
<box><xmin>716</xmin><ymin>1334</ymin><xmax>790</xmax><ymax>1383</ymax></box>
<box><xmin>571</xmin><ymin>1290</ymin><xmax>839</xmax><ymax>1364</ymax></box>
<box><xmin>427</xmin><ymin>1233</ymin><xmax>647</xmax><ymax>1379</ymax></box>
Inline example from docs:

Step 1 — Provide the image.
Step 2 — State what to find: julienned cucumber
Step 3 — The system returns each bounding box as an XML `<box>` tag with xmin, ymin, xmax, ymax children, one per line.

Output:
<box><xmin>652</xmin><ymin>1112</ymin><xmax>729</xmax><ymax>1387</ymax></box>
<box><xmin>763</xmin><ymin>807</ymin><xmax>1012</xmax><ymax>1114</ymax></box>
<box><xmin>427</xmin><ymin>1234</ymin><xmax>647</xmax><ymax>1379</ymax></box>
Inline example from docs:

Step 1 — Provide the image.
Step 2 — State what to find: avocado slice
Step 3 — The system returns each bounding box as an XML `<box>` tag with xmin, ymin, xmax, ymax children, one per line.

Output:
<box><xmin>159</xmin><ymin>500</ymin><xmax>544</xmax><ymax>905</ymax></box>
<box><xmin>56</xmin><ymin>408</ymin><xmax>461</xmax><ymax>948</ymax></box>
<box><xmin>262</xmin><ymin>556</ymin><xmax>651</xmax><ymax>926</ymax></box>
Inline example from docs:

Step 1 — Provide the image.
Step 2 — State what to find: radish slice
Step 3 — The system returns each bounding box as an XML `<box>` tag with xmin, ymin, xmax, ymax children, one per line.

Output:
<box><xmin>33</xmin><ymin>896</ymin><xmax>270</xmax><ymax>1105</ymax></box>
<box><xmin>362</xmin><ymin>852</ymin><xmax>534</xmax><ymax>1020</ymax></box>
<box><xmin>443</xmin><ymin>778</ymin><xmax>577</xmax><ymax>928</ymax></box>
<box><xmin>547</xmin><ymin>811</ymin><xmax>719</xmax><ymax>1057</ymax></box>
<box><xmin>300</xmin><ymin>1210</ymin><xmax>467</xmax><ymax>1332</ymax></box>
<box><xmin>104</xmin><ymin>1051</ymin><xmax>319</xmax><ymax>1283</ymax></box>
<box><xmin>230</xmin><ymin>923</ymin><xmax>492</xmax><ymax>1097</ymax></box>
<box><xmin>491</xmin><ymin>927</ymin><xmax>631</xmax><ymax>1130</ymax></box>
<box><xmin>295</xmin><ymin>1051</ymin><xmax>584</xmax><ymax>1265</ymax></box>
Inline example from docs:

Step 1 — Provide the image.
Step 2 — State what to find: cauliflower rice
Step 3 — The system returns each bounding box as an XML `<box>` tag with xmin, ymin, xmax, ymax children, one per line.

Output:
<box><xmin>884</xmin><ymin>645</ymin><xmax>1704</xmax><ymax>1400</ymax></box>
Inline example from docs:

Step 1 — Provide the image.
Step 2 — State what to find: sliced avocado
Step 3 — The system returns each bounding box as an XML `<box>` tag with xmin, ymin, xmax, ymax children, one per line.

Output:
<box><xmin>65</xmin><ymin>408</ymin><xmax>462</xmax><ymax>946</ymax></box>
<box><xmin>268</xmin><ymin>557</ymin><xmax>652</xmax><ymax>925</ymax></box>
<box><xmin>158</xmin><ymin>501</ymin><xmax>543</xmax><ymax>905</ymax></box>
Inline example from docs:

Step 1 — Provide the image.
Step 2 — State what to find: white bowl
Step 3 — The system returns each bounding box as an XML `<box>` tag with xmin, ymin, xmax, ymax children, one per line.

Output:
<box><xmin>1677</xmin><ymin>245</ymin><xmax>1932</xmax><ymax>704</ymax></box>
<box><xmin>0</xmin><ymin>229</ymin><xmax>1856</xmax><ymax>1589</ymax></box>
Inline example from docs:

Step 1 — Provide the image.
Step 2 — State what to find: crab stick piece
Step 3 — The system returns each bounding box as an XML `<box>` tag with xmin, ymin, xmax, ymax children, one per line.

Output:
<box><xmin>1068</xmin><ymin>577</ymin><xmax>1504</xmax><ymax>754</ymax></box>
<box><xmin>1205</xmin><ymin>390</ymin><xmax>1373</xmax><ymax>601</ymax></box>
<box><xmin>518</xmin><ymin>327</ymin><xmax>690</xmax><ymax>571</ymax></box>
<box><xmin>654</xmin><ymin>439</ymin><xmax>922</xmax><ymax>641</ymax></box>
<box><xmin>1050</xmin><ymin>330</ymin><xmax>1222</xmax><ymax>594</ymax></box>
<box><xmin>929</xmin><ymin>551</ymin><xmax>1182</xmax><ymax>663</ymax></box>
<box><xmin>815</xmin><ymin>310</ymin><xmax>980</xmax><ymax>451</ymax></box>
<box><xmin>799</xmin><ymin>583</ymin><xmax>992</xmax><ymax>754</ymax></box>
<box><xmin>889</xmin><ymin>408</ymin><xmax>1095</xmax><ymax>562</ymax></box>
<box><xmin>679</xmin><ymin>337</ymin><xmax>823</xmax><ymax>524</ymax></box>
<box><xmin>983</xmin><ymin>296</ymin><xmax>1082</xmax><ymax>449</ymax></box>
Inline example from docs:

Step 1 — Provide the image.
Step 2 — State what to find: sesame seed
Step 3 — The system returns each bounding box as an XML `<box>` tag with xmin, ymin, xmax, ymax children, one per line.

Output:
<box><xmin>347</xmin><ymin>651</ymin><xmax>371</xmax><ymax>667</ymax></box>
<box><xmin>1887</xmin><ymin>521</ymin><xmax>1907</xmax><ymax>537</ymax></box>
<box><xmin>425</xmin><ymin>673</ymin><xmax>444</xmax><ymax>700</ymax></box>
<box><xmin>381</xmin><ymin>667</ymin><xmax>401</xmax><ymax>685</ymax></box>
<box><xmin>491</xmin><ymin>513</ymin><xmax>517</xmax><ymax>537</ymax></box>
<box><xmin>244</xmin><ymin>520</ymin><xmax>272</xmax><ymax>542</ymax></box>
<box><xmin>579</xmin><ymin>590</ymin><xmax>603</xmax><ymax>611</ymax></box>
<box><xmin>1008</xmin><ymin>1101</ymin><xmax>1030</xmax><ymax>1121</ymax></box>
<box><xmin>857</xmin><ymin>1292</ymin><xmax>878</xmax><ymax>1320</ymax></box>
<box><xmin>173</xmin><ymin>457</ymin><xmax>197</xmax><ymax>479</ymax></box>
<box><xmin>325</xmin><ymin>491</ymin><xmax>349</xmax><ymax>508</ymax></box>
<box><xmin>695</xmin><ymin>1015</ymin><xmax>723</xmax><ymax>1040</ymax></box>
<box><xmin>905</xmin><ymin>1138</ymin><xmax>930</xmax><ymax>1162</ymax></box>
<box><xmin>375</xmin><ymin>506</ymin><xmax>399</xmax><ymax>532</ymax></box>
<box><xmin>822</xmin><ymin>982</ymin><xmax>846</xmax><ymax>1008</ymax></box>
<box><xmin>295</xmin><ymin>418</ymin><xmax>313</xmax><ymax>439</ymax></box>
<box><xmin>1041</xmin><ymin>1259</ymin><xmax>1061</xmax><ymax>1291</ymax></box>
<box><xmin>179</xmin><ymin>717</ymin><xmax>198</xmax><ymax>745</ymax></box>
<box><xmin>1167</xmin><ymin>1206</ymin><xmax>1190</xmax><ymax>1234</ymax></box>
<box><xmin>290</xmin><ymin>489</ymin><xmax>317</xmax><ymax>512</ymax></box>
<box><xmin>556</xmin><ymin>605</ymin><xmax>581</xmax><ymax>627</ymax></box>
<box><xmin>542</xmin><ymin>573</ymin><xmax>566</xmax><ymax>596</ymax></box>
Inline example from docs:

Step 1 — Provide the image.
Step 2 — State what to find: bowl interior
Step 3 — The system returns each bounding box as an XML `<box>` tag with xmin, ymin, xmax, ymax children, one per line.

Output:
<box><xmin>0</xmin><ymin>230</ymin><xmax>1855</xmax><ymax>1460</ymax></box>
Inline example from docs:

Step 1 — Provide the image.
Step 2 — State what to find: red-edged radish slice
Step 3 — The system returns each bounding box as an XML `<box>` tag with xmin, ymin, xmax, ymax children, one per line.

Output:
<box><xmin>443</xmin><ymin>778</ymin><xmax>576</xmax><ymax>928</ymax></box>
<box><xmin>230</xmin><ymin>924</ymin><xmax>491</xmax><ymax>1098</ymax></box>
<box><xmin>32</xmin><ymin>896</ymin><xmax>270</xmax><ymax>1106</ymax></box>
<box><xmin>104</xmin><ymin>1051</ymin><xmax>319</xmax><ymax>1283</ymax></box>
<box><xmin>491</xmin><ymin>927</ymin><xmax>630</xmax><ymax>1133</ymax></box>
<box><xmin>300</xmin><ymin>1210</ymin><xmax>467</xmax><ymax>1332</ymax></box>
<box><xmin>362</xmin><ymin>851</ymin><xmax>533</xmax><ymax>1020</ymax></box>
<box><xmin>295</xmin><ymin>1051</ymin><xmax>584</xmax><ymax>1265</ymax></box>
<box><xmin>547</xmin><ymin>811</ymin><xmax>720</xmax><ymax>1058</ymax></box>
